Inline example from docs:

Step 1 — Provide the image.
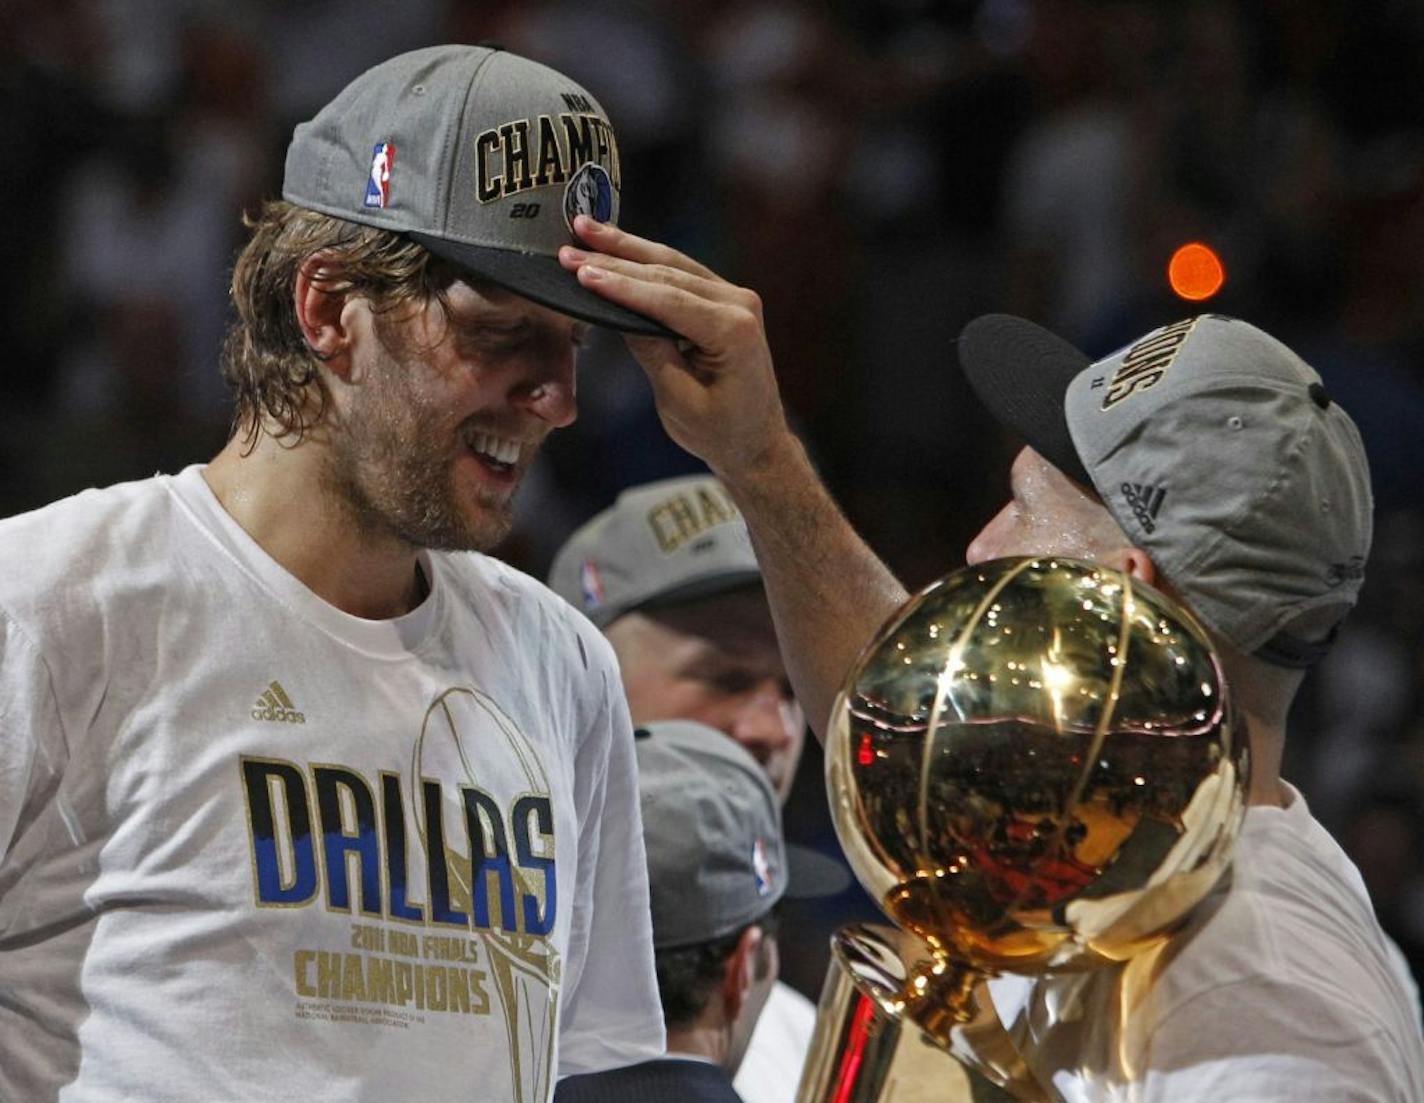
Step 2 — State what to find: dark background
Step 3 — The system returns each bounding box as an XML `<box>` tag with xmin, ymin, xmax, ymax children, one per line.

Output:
<box><xmin>7</xmin><ymin>0</ymin><xmax>1424</xmax><ymax>1008</ymax></box>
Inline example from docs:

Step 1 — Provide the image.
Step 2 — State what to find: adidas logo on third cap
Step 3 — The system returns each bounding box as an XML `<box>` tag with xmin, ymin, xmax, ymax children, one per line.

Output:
<box><xmin>252</xmin><ymin>681</ymin><xmax>306</xmax><ymax>724</ymax></box>
<box><xmin>1120</xmin><ymin>482</ymin><xmax>1166</xmax><ymax>534</ymax></box>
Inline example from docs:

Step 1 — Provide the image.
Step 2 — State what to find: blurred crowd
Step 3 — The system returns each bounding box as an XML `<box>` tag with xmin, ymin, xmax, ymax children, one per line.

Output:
<box><xmin>7</xmin><ymin>0</ymin><xmax>1424</xmax><ymax>1002</ymax></box>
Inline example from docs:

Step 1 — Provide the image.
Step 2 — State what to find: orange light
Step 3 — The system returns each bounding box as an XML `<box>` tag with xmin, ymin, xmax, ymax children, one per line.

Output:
<box><xmin>1168</xmin><ymin>242</ymin><xmax>1225</xmax><ymax>301</ymax></box>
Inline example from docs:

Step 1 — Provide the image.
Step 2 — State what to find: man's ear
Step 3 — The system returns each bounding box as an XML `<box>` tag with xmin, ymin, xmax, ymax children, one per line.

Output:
<box><xmin>1103</xmin><ymin>545</ymin><xmax>1158</xmax><ymax>587</ymax></box>
<box><xmin>719</xmin><ymin>925</ymin><xmax>763</xmax><ymax>1022</ymax></box>
<box><xmin>294</xmin><ymin>253</ymin><xmax>354</xmax><ymax>379</ymax></box>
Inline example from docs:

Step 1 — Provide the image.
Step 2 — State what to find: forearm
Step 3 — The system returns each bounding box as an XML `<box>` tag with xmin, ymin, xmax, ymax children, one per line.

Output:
<box><xmin>712</xmin><ymin>431</ymin><xmax>909</xmax><ymax>741</ymax></box>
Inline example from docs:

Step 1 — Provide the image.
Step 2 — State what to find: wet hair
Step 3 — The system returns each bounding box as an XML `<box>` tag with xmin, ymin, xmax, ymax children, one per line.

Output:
<box><xmin>220</xmin><ymin>200</ymin><xmax>455</xmax><ymax>450</ymax></box>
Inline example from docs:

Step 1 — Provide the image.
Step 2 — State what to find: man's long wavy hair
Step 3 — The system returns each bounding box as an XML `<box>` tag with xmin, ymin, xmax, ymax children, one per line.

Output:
<box><xmin>220</xmin><ymin>200</ymin><xmax>453</xmax><ymax>449</ymax></box>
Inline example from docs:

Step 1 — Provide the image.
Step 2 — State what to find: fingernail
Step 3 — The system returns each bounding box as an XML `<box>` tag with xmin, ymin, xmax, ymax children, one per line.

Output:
<box><xmin>580</xmin><ymin>265</ymin><xmax>607</xmax><ymax>281</ymax></box>
<box><xmin>577</xmin><ymin>215</ymin><xmax>606</xmax><ymax>232</ymax></box>
<box><xmin>561</xmin><ymin>246</ymin><xmax>587</xmax><ymax>263</ymax></box>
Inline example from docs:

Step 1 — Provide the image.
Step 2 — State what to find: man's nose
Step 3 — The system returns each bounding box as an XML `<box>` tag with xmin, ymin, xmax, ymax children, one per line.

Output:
<box><xmin>965</xmin><ymin>503</ymin><xmax>1014</xmax><ymax>565</ymax></box>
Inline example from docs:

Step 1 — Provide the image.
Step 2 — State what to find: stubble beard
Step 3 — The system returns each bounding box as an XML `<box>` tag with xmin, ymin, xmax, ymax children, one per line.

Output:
<box><xmin>323</xmin><ymin>374</ymin><xmax>518</xmax><ymax>555</ymax></box>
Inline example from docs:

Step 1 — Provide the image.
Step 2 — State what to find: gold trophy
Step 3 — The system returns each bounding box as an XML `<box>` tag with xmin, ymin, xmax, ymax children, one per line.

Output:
<box><xmin>796</xmin><ymin>557</ymin><xmax>1249</xmax><ymax>1102</ymax></box>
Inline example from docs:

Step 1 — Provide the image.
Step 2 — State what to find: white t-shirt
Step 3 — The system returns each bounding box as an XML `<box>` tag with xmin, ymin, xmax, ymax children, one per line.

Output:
<box><xmin>0</xmin><ymin>466</ymin><xmax>665</xmax><ymax>1102</ymax></box>
<box><xmin>733</xmin><ymin>978</ymin><xmax>816</xmax><ymax>1103</ymax></box>
<box><xmin>970</xmin><ymin>784</ymin><xmax>1424</xmax><ymax>1101</ymax></box>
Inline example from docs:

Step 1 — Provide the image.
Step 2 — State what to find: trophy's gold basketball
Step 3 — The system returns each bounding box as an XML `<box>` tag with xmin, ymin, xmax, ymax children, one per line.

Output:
<box><xmin>797</xmin><ymin>557</ymin><xmax>1249</xmax><ymax>1102</ymax></box>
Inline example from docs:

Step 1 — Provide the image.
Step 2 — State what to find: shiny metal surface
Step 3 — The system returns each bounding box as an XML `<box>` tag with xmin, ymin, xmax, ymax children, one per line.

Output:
<box><xmin>795</xmin><ymin>925</ymin><xmax>977</xmax><ymax>1103</ymax></box>
<box><xmin>825</xmin><ymin>556</ymin><xmax>1248</xmax><ymax>1032</ymax></box>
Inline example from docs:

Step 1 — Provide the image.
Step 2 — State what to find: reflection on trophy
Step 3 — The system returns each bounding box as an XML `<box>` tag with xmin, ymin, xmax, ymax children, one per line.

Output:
<box><xmin>796</xmin><ymin>557</ymin><xmax>1249</xmax><ymax>1102</ymax></box>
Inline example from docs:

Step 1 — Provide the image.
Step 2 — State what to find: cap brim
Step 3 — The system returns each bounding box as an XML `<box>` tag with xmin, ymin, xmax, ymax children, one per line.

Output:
<box><xmin>957</xmin><ymin>314</ymin><xmax>1093</xmax><ymax>486</ymax></box>
<box><xmin>783</xmin><ymin>843</ymin><xmax>853</xmax><ymax>899</ymax></box>
<box><xmin>410</xmin><ymin>233</ymin><xmax>678</xmax><ymax>337</ymax></box>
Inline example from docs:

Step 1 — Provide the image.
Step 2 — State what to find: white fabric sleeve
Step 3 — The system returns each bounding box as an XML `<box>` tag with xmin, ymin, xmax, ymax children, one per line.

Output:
<box><xmin>0</xmin><ymin>609</ymin><xmax>68</xmax><ymax>866</ymax></box>
<box><xmin>1141</xmin><ymin>980</ymin><xmax>1409</xmax><ymax>1102</ymax></box>
<box><xmin>555</xmin><ymin>652</ymin><xmax>665</xmax><ymax>1077</ymax></box>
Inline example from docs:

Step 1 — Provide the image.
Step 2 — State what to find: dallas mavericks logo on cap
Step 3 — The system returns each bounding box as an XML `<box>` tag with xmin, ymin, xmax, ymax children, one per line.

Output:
<box><xmin>563</xmin><ymin>163</ymin><xmax>613</xmax><ymax>233</ymax></box>
<box><xmin>364</xmin><ymin>142</ymin><xmax>394</xmax><ymax>209</ymax></box>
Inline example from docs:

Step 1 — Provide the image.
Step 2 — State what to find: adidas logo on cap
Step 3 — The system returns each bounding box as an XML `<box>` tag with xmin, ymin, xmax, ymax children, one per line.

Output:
<box><xmin>1120</xmin><ymin>482</ymin><xmax>1166</xmax><ymax>534</ymax></box>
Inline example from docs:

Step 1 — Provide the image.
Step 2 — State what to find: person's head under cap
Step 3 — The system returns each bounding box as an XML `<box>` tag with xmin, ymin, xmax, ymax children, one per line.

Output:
<box><xmin>550</xmin><ymin>475</ymin><xmax>806</xmax><ymax>800</ymax></box>
<box><xmin>215</xmin><ymin>45</ymin><xmax>670</xmax><ymax>571</ymax></box>
<box><xmin>957</xmin><ymin>313</ymin><xmax>1373</xmax><ymax>806</ymax></box>
<box><xmin>635</xmin><ymin>720</ymin><xmax>787</xmax><ymax>1076</ymax></box>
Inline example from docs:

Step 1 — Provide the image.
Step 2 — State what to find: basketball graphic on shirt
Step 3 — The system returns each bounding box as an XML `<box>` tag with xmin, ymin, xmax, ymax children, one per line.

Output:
<box><xmin>413</xmin><ymin>687</ymin><xmax>559</xmax><ymax>1103</ymax></box>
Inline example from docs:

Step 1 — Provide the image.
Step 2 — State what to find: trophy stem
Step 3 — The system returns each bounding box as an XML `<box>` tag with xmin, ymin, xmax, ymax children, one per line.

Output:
<box><xmin>902</xmin><ymin>954</ymin><xmax>982</xmax><ymax>1045</ymax></box>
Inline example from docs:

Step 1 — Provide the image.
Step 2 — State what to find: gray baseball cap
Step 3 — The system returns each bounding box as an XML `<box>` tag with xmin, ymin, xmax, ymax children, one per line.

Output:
<box><xmin>958</xmin><ymin>313</ymin><xmax>1373</xmax><ymax>667</ymax></box>
<box><xmin>635</xmin><ymin>721</ymin><xmax>786</xmax><ymax>949</ymax></box>
<box><xmin>549</xmin><ymin>475</ymin><xmax>762</xmax><ymax>628</ymax></box>
<box><xmin>283</xmin><ymin>44</ymin><xmax>670</xmax><ymax>335</ymax></box>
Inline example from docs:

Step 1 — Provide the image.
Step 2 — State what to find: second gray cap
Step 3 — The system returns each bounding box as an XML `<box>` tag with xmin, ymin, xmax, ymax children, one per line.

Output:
<box><xmin>549</xmin><ymin>475</ymin><xmax>762</xmax><ymax>628</ymax></box>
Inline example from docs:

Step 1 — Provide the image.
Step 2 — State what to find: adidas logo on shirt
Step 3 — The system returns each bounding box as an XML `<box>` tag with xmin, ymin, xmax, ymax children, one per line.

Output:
<box><xmin>1120</xmin><ymin>482</ymin><xmax>1166</xmax><ymax>534</ymax></box>
<box><xmin>252</xmin><ymin>681</ymin><xmax>306</xmax><ymax>724</ymax></box>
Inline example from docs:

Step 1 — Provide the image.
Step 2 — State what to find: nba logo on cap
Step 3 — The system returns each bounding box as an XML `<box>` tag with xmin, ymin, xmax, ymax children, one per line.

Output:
<box><xmin>364</xmin><ymin>142</ymin><xmax>394</xmax><ymax>209</ymax></box>
<box><xmin>580</xmin><ymin>559</ymin><xmax>605</xmax><ymax>611</ymax></box>
<box><xmin>752</xmin><ymin>837</ymin><xmax>773</xmax><ymax>896</ymax></box>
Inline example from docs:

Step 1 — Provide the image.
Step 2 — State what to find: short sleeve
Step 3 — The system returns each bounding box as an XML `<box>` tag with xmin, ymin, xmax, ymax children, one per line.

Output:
<box><xmin>0</xmin><ymin>610</ymin><xmax>68</xmax><ymax>865</ymax></box>
<box><xmin>1141</xmin><ymin>980</ymin><xmax>1409</xmax><ymax>1102</ymax></box>
<box><xmin>555</xmin><ymin>641</ymin><xmax>665</xmax><ymax>1077</ymax></box>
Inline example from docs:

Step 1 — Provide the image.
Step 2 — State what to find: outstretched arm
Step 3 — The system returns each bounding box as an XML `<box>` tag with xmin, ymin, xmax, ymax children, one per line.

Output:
<box><xmin>560</xmin><ymin>218</ymin><xmax>909</xmax><ymax>739</ymax></box>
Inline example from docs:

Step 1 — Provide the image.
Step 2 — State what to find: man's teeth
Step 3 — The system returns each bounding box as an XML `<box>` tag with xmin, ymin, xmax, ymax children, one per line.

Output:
<box><xmin>470</xmin><ymin>433</ymin><xmax>520</xmax><ymax>465</ymax></box>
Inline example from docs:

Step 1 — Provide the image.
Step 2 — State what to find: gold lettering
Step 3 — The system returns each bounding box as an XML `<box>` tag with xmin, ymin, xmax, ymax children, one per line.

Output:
<box><xmin>317</xmin><ymin>949</ymin><xmax>341</xmax><ymax>998</ymax></box>
<box><xmin>1103</xmin><ymin>371</ymin><xmax>1164</xmax><ymax>408</ymax></box>
<box><xmin>499</xmin><ymin>121</ymin><xmax>533</xmax><ymax>195</ymax></box>
<box><xmin>475</xmin><ymin>129</ymin><xmax>502</xmax><ymax>203</ymax></box>
<box><xmin>562</xmin><ymin>114</ymin><xmax>594</xmax><ymax>169</ymax></box>
<box><xmin>1114</xmin><ymin>349</ymin><xmax>1175</xmax><ymax>384</ymax></box>
<box><xmin>648</xmin><ymin>504</ymin><xmax>679</xmax><ymax>553</ymax></box>
<box><xmin>425</xmin><ymin>965</ymin><xmax>449</xmax><ymax>1011</ymax></box>
<box><xmin>294</xmin><ymin>950</ymin><xmax>317</xmax><ymax>997</ymax></box>
<box><xmin>534</xmin><ymin>115</ymin><xmax>567</xmax><ymax>186</ymax></box>
<box><xmin>367</xmin><ymin>955</ymin><xmax>396</xmax><ymax>1004</ymax></box>
<box><xmin>341</xmin><ymin>953</ymin><xmax>368</xmax><ymax>1002</ymax></box>
<box><xmin>449</xmin><ymin>967</ymin><xmax>472</xmax><ymax>1013</ymax></box>
<box><xmin>468</xmin><ymin>967</ymin><xmax>491</xmax><ymax>1014</ymax></box>
<box><xmin>1101</xmin><ymin>319</ymin><xmax>1197</xmax><ymax>410</ymax></box>
<box><xmin>648</xmin><ymin>489</ymin><xmax>741</xmax><ymax>553</ymax></box>
<box><xmin>395</xmin><ymin>960</ymin><xmax>416</xmax><ymax>1006</ymax></box>
<box><xmin>695</xmin><ymin>486</ymin><xmax>734</xmax><ymax>528</ymax></box>
<box><xmin>592</xmin><ymin>118</ymin><xmax>610</xmax><ymax>174</ymax></box>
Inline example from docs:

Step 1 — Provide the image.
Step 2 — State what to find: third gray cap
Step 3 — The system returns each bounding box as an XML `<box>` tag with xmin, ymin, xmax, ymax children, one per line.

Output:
<box><xmin>283</xmin><ymin>44</ymin><xmax>671</xmax><ymax>335</ymax></box>
<box><xmin>958</xmin><ymin>314</ymin><xmax>1373</xmax><ymax>667</ymax></box>
<box><xmin>635</xmin><ymin>721</ymin><xmax>786</xmax><ymax>949</ymax></box>
<box><xmin>549</xmin><ymin>475</ymin><xmax>761</xmax><ymax>628</ymax></box>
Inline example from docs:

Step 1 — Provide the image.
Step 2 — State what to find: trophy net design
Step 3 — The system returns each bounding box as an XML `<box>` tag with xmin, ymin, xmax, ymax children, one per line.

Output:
<box><xmin>797</xmin><ymin>557</ymin><xmax>1249</xmax><ymax>1102</ymax></box>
